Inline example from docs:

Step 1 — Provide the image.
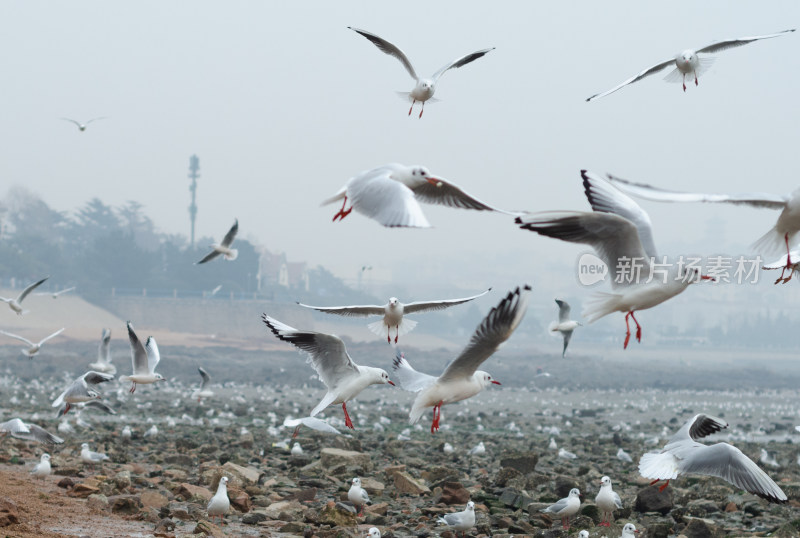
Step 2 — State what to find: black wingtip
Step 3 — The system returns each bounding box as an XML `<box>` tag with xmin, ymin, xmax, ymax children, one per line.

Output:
<box><xmin>514</xmin><ymin>216</ymin><xmax>523</xmax><ymax>224</ymax></box>
<box><xmin>391</xmin><ymin>351</ymin><xmax>405</xmax><ymax>370</ymax></box>
<box><xmin>523</xmin><ymin>284</ymin><xmax>532</xmax><ymax>291</ymax></box>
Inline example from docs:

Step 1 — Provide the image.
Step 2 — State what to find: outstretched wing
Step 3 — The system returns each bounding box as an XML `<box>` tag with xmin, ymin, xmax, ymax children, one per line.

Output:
<box><xmin>198</xmin><ymin>367</ymin><xmax>211</xmax><ymax>389</ymax></box>
<box><xmin>0</xmin><ymin>330</ymin><xmax>34</xmax><ymax>347</ymax></box>
<box><xmin>696</xmin><ymin>29</ymin><xmax>795</xmax><ymax>54</ymax></box>
<box><xmin>82</xmin><ymin>370</ymin><xmax>115</xmax><ymax>386</ymax></box>
<box><xmin>82</xmin><ymin>400</ymin><xmax>116</xmax><ymax>415</ymax></box>
<box><xmin>410</xmin><ymin>177</ymin><xmax>513</xmax><ymax>213</ymax></box>
<box><xmin>127</xmin><ymin>322</ymin><xmax>149</xmax><ymax>375</ymax></box>
<box><xmin>555</xmin><ymin>299</ymin><xmax>571</xmax><ymax>322</ymax></box>
<box><xmin>586</xmin><ymin>57</ymin><xmax>675</xmax><ymax>101</ymax></box>
<box><xmin>17</xmin><ymin>276</ymin><xmax>49</xmax><ymax>304</ymax></box>
<box><xmin>438</xmin><ymin>285</ymin><xmax>530</xmax><ymax>382</ymax></box>
<box><xmin>220</xmin><ymin>219</ymin><xmax>238</xmax><ymax>247</ymax></box>
<box><xmin>196</xmin><ymin>249</ymin><xmax>221</xmax><ymax>264</ymax></box>
<box><xmin>38</xmin><ymin>328</ymin><xmax>65</xmax><ymax>346</ymax></box>
<box><xmin>283</xmin><ymin>416</ymin><xmax>341</xmax><ymax>435</ymax></box>
<box><xmin>391</xmin><ymin>351</ymin><xmax>437</xmax><ymax>392</ymax></box>
<box><xmin>262</xmin><ymin>315</ymin><xmax>359</xmax><ymax>390</ymax></box>
<box><xmin>145</xmin><ymin>337</ymin><xmax>160</xmax><ymax>374</ymax></box>
<box><xmin>404</xmin><ymin>288</ymin><xmax>492</xmax><ymax>314</ymax></box>
<box><xmin>431</xmin><ymin>47</ymin><xmax>495</xmax><ymax>82</ymax></box>
<box><xmin>348</xmin><ymin>27</ymin><xmax>418</xmax><ymax>80</ymax></box>
<box><xmin>296</xmin><ymin>302</ymin><xmax>385</xmax><ymax>317</ymax></box>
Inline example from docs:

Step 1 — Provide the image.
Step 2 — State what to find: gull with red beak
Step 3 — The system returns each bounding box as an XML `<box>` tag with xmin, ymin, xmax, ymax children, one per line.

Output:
<box><xmin>323</xmin><ymin>163</ymin><xmax>515</xmax><ymax>228</ymax></box>
<box><xmin>517</xmin><ymin>171</ymin><xmax>715</xmax><ymax>349</ymax></box>
<box><xmin>391</xmin><ymin>285</ymin><xmax>530</xmax><ymax>433</ymax></box>
<box><xmin>262</xmin><ymin>314</ymin><xmax>395</xmax><ymax>430</ymax></box>
<box><xmin>586</xmin><ymin>29</ymin><xmax>794</xmax><ymax>101</ymax></box>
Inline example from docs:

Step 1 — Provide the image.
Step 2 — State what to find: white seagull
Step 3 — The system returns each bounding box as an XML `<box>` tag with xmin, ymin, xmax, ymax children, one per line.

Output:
<box><xmin>438</xmin><ymin>501</ymin><xmax>475</xmax><ymax>538</ymax></box>
<box><xmin>120</xmin><ymin>322</ymin><xmax>165</xmax><ymax>393</ymax></box>
<box><xmin>80</xmin><ymin>442</ymin><xmax>109</xmax><ymax>468</ymax></box>
<box><xmin>88</xmin><ymin>328</ymin><xmax>116</xmax><ymax>375</ymax></box>
<box><xmin>391</xmin><ymin>285</ymin><xmax>530</xmax><ymax>433</ymax></box>
<box><xmin>52</xmin><ymin>370</ymin><xmax>114</xmax><ymax>415</ymax></box>
<box><xmin>516</xmin><ymin>170</ymin><xmax>714</xmax><ymax>349</ymax></box>
<box><xmin>540</xmin><ymin>488</ymin><xmax>581</xmax><ymax>531</ymax></box>
<box><xmin>207</xmin><ymin>476</ymin><xmax>230</xmax><ymax>525</ymax></box>
<box><xmin>639</xmin><ymin>414</ymin><xmax>787</xmax><ymax>503</ymax></box>
<box><xmin>0</xmin><ymin>328</ymin><xmax>65</xmax><ymax>358</ymax></box>
<box><xmin>595</xmin><ymin>476</ymin><xmax>623</xmax><ymax>527</ymax></box>
<box><xmin>586</xmin><ymin>29</ymin><xmax>795</xmax><ymax>101</ymax></box>
<box><xmin>61</xmin><ymin>117</ymin><xmax>107</xmax><ymax>131</ymax></box>
<box><xmin>348</xmin><ymin>477</ymin><xmax>370</xmax><ymax>516</ymax></box>
<box><xmin>283</xmin><ymin>416</ymin><xmax>341</xmax><ymax>438</ymax></box>
<box><xmin>621</xmin><ymin>523</ymin><xmax>640</xmax><ymax>537</ymax></box>
<box><xmin>606</xmin><ymin>173</ymin><xmax>800</xmax><ymax>284</ymax></box>
<box><xmin>367</xmin><ymin>528</ymin><xmax>381</xmax><ymax>538</ymax></box>
<box><xmin>348</xmin><ymin>27</ymin><xmax>494</xmax><ymax>118</ymax></box>
<box><xmin>323</xmin><ymin>163</ymin><xmax>513</xmax><ymax>228</ymax></box>
<box><xmin>35</xmin><ymin>286</ymin><xmax>75</xmax><ymax>299</ymax></box>
<box><xmin>297</xmin><ymin>288</ymin><xmax>491</xmax><ymax>344</ymax></box>
<box><xmin>192</xmin><ymin>367</ymin><xmax>214</xmax><ymax>402</ymax></box>
<box><xmin>261</xmin><ymin>314</ymin><xmax>395</xmax><ymax>429</ymax></box>
<box><xmin>30</xmin><ymin>453</ymin><xmax>51</xmax><ymax>479</ymax></box>
<box><xmin>0</xmin><ymin>276</ymin><xmax>48</xmax><ymax>315</ymax></box>
<box><xmin>0</xmin><ymin>418</ymin><xmax>63</xmax><ymax>444</ymax></box>
<box><xmin>196</xmin><ymin>219</ymin><xmax>238</xmax><ymax>264</ymax></box>
<box><xmin>549</xmin><ymin>299</ymin><xmax>581</xmax><ymax>357</ymax></box>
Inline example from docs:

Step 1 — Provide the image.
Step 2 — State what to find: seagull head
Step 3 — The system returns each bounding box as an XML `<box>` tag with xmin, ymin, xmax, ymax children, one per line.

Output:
<box><xmin>569</xmin><ymin>488</ymin><xmax>581</xmax><ymax>498</ymax></box>
<box><xmin>87</xmin><ymin>389</ymin><xmax>102</xmax><ymax>400</ymax></box>
<box><xmin>622</xmin><ymin>523</ymin><xmax>640</xmax><ymax>536</ymax></box>
<box><xmin>465</xmin><ymin>501</ymin><xmax>475</xmax><ymax>511</ymax></box>
<box><xmin>42</xmin><ymin>454</ymin><xmax>50</xmax><ymax>461</ymax></box>
<box><xmin>154</xmin><ymin>373</ymin><xmax>166</xmax><ymax>382</ymax></box>
<box><xmin>80</xmin><ymin>443</ymin><xmax>89</xmax><ymax>449</ymax></box>
<box><xmin>476</xmin><ymin>370</ymin><xmax>501</xmax><ymax>387</ymax></box>
<box><xmin>367</xmin><ymin>527</ymin><xmax>381</xmax><ymax>538</ymax></box>
<box><xmin>600</xmin><ymin>475</ymin><xmax>611</xmax><ymax>487</ymax></box>
<box><xmin>377</xmin><ymin>369</ymin><xmax>395</xmax><ymax>386</ymax></box>
<box><xmin>352</xmin><ymin>477</ymin><xmax>361</xmax><ymax>486</ymax></box>
<box><xmin>388</xmin><ymin>297</ymin><xmax>399</xmax><ymax>308</ymax></box>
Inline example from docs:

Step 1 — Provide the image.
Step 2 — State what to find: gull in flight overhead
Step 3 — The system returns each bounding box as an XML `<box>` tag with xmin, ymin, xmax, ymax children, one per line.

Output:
<box><xmin>35</xmin><ymin>286</ymin><xmax>75</xmax><ymax>299</ymax></box>
<box><xmin>586</xmin><ymin>29</ymin><xmax>795</xmax><ymax>101</ymax></box>
<box><xmin>196</xmin><ymin>219</ymin><xmax>238</xmax><ymax>264</ymax></box>
<box><xmin>323</xmin><ymin>163</ymin><xmax>514</xmax><ymax>227</ymax></box>
<box><xmin>516</xmin><ymin>171</ymin><xmax>714</xmax><ymax>349</ymax></box>
<box><xmin>88</xmin><ymin>328</ymin><xmax>116</xmax><ymax>375</ymax></box>
<box><xmin>640</xmin><ymin>413</ymin><xmax>787</xmax><ymax>503</ymax></box>
<box><xmin>0</xmin><ymin>328</ymin><xmax>65</xmax><ymax>358</ymax></box>
<box><xmin>120</xmin><ymin>322</ymin><xmax>165</xmax><ymax>393</ymax></box>
<box><xmin>0</xmin><ymin>276</ymin><xmax>48</xmax><ymax>315</ymax></box>
<box><xmin>61</xmin><ymin>117</ymin><xmax>107</xmax><ymax>131</ymax></box>
<box><xmin>52</xmin><ymin>370</ymin><xmax>115</xmax><ymax>415</ymax></box>
<box><xmin>192</xmin><ymin>367</ymin><xmax>214</xmax><ymax>402</ymax></box>
<box><xmin>262</xmin><ymin>314</ymin><xmax>395</xmax><ymax>429</ymax></box>
<box><xmin>549</xmin><ymin>299</ymin><xmax>581</xmax><ymax>357</ymax></box>
<box><xmin>348</xmin><ymin>27</ymin><xmax>494</xmax><ymax>118</ymax></box>
<box><xmin>297</xmin><ymin>287</ymin><xmax>491</xmax><ymax>343</ymax></box>
<box><xmin>392</xmin><ymin>285</ymin><xmax>530</xmax><ymax>433</ymax></box>
<box><xmin>605</xmin><ymin>174</ymin><xmax>800</xmax><ymax>284</ymax></box>
<box><xmin>0</xmin><ymin>418</ymin><xmax>63</xmax><ymax>445</ymax></box>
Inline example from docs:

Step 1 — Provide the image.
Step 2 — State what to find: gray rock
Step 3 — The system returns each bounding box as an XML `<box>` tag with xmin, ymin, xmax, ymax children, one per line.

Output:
<box><xmin>499</xmin><ymin>451</ymin><xmax>539</xmax><ymax>475</ymax></box>
<box><xmin>635</xmin><ymin>486</ymin><xmax>674</xmax><ymax>515</ymax></box>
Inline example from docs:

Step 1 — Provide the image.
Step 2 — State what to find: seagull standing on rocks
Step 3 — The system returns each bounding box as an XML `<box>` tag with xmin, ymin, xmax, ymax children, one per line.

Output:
<box><xmin>438</xmin><ymin>501</ymin><xmax>475</xmax><ymax>538</ymax></box>
<box><xmin>0</xmin><ymin>276</ymin><xmax>48</xmax><ymax>315</ymax></box>
<box><xmin>617</xmin><ymin>447</ymin><xmax>633</xmax><ymax>463</ymax></box>
<box><xmin>80</xmin><ymin>443</ymin><xmax>109</xmax><ymax>469</ymax></box>
<box><xmin>391</xmin><ymin>286</ymin><xmax>530</xmax><ymax>432</ymax></box>
<box><xmin>540</xmin><ymin>488</ymin><xmax>581</xmax><ymax>530</ymax></box>
<box><xmin>30</xmin><ymin>453</ymin><xmax>51</xmax><ymax>479</ymax></box>
<box><xmin>596</xmin><ymin>476</ymin><xmax>623</xmax><ymax>526</ymax></box>
<box><xmin>296</xmin><ymin>288</ymin><xmax>491</xmax><ymax>343</ymax></box>
<box><xmin>367</xmin><ymin>528</ymin><xmax>381</xmax><ymax>538</ymax></box>
<box><xmin>290</xmin><ymin>442</ymin><xmax>303</xmax><ymax>456</ymax></box>
<box><xmin>468</xmin><ymin>442</ymin><xmax>486</xmax><ymax>455</ymax></box>
<box><xmin>207</xmin><ymin>476</ymin><xmax>230</xmax><ymax>525</ymax></box>
<box><xmin>348</xmin><ymin>27</ymin><xmax>494</xmax><ymax>118</ymax></box>
<box><xmin>120</xmin><ymin>322</ymin><xmax>165</xmax><ymax>393</ymax></box>
<box><xmin>639</xmin><ymin>414</ymin><xmax>787</xmax><ymax>503</ymax></box>
<box><xmin>348</xmin><ymin>477</ymin><xmax>370</xmax><ymax>516</ymax></box>
<box><xmin>262</xmin><ymin>314</ymin><xmax>394</xmax><ymax>429</ymax></box>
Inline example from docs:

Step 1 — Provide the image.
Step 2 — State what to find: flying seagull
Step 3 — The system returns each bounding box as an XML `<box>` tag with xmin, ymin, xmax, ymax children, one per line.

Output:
<box><xmin>88</xmin><ymin>328</ymin><xmax>116</xmax><ymax>375</ymax></box>
<box><xmin>35</xmin><ymin>286</ymin><xmax>75</xmax><ymax>299</ymax></box>
<box><xmin>120</xmin><ymin>322</ymin><xmax>165</xmax><ymax>393</ymax></box>
<box><xmin>0</xmin><ymin>418</ymin><xmax>63</xmax><ymax>445</ymax></box>
<box><xmin>196</xmin><ymin>219</ymin><xmax>238</xmax><ymax>264</ymax></box>
<box><xmin>549</xmin><ymin>299</ymin><xmax>581</xmax><ymax>357</ymax></box>
<box><xmin>0</xmin><ymin>328</ymin><xmax>65</xmax><ymax>358</ymax></box>
<box><xmin>0</xmin><ymin>276</ymin><xmax>48</xmax><ymax>315</ymax></box>
<box><xmin>52</xmin><ymin>370</ymin><xmax>115</xmax><ymax>415</ymax></box>
<box><xmin>297</xmin><ymin>288</ymin><xmax>491</xmax><ymax>343</ymax></box>
<box><xmin>323</xmin><ymin>163</ymin><xmax>514</xmax><ymax>228</ymax></box>
<box><xmin>586</xmin><ymin>29</ymin><xmax>795</xmax><ymax>101</ymax></box>
<box><xmin>640</xmin><ymin>413</ymin><xmax>787</xmax><ymax>503</ymax></box>
<box><xmin>348</xmin><ymin>27</ymin><xmax>494</xmax><ymax>118</ymax></box>
<box><xmin>61</xmin><ymin>117</ymin><xmax>107</xmax><ymax>131</ymax></box>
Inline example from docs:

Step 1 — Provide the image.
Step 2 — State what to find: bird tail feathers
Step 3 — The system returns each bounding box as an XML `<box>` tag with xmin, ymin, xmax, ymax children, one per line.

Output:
<box><xmin>367</xmin><ymin>318</ymin><xmax>418</xmax><ymax>339</ymax></box>
<box><xmin>638</xmin><ymin>451</ymin><xmax>678</xmax><ymax>480</ymax></box>
<box><xmin>581</xmin><ymin>292</ymin><xmax>623</xmax><ymax>323</ymax></box>
<box><xmin>224</xmin><ymin>249</ymin><xmax>238</xmax><ymax>261</ymax></box>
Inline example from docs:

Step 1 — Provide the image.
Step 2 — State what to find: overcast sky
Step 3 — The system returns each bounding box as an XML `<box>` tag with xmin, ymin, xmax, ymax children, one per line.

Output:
<box><xmin>1</xmin><ymin>1</ymin><xmax>798</xmax><ymax>314</ymax></box>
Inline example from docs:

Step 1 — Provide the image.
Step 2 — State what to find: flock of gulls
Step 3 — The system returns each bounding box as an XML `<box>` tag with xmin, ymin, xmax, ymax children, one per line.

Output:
<box><xmin>0</xmin><ymin>22</ymin><xmax>798</xmax><ymax>538</ymax></box>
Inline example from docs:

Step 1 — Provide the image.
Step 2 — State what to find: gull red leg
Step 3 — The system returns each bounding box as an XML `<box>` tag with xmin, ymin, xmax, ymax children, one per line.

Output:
<box><xmin>332</xmin><ymin>196</ymin><xmax>352</xmax><ymax>222</ymax></box>
<box><xmin>419</xmin><ymin>102</ymin><xmax>424</xmax><ymax>118</ymax></box>
<box><xmin>778</xmin><ymin>233</ymin><xmax>794</xmax><ymax>284</ymax></box>
<box><xmin>342</xmin><ymin>402</ymin><xmax>354</xmax><ymax>429</ymax></box>
<box><xmin>659</xmin><ymin>479</ymin><xmax>670</xmax><ymax>492</ymax></box>
<box><xmin>292</xmin><ymin>425</ymin><xmax>301</xmax><ymax>438</ymax></box>
<box><xmin>682</xmin><ymin>73</ymin><xmax>686</xmax><ymax>92</ymax></box>
<box><xmin>408</xmin><ymin>99</ymin><xmax>415</xmax><ymax>116</ymax></box>
<box><xmin>630</xmin><ymin>311</ymin><xmax>642</xmax><ymax>342</ymax></box>
<box><xmin>623</xmin><ymin>312</ymin><xmax>632</xmax><ymax>349</ymax></box>
<box><xmin>64</xmin><ymin>403</ymin><xmax>71</xmax><ymax>415</ymax></box>
<box><xmin>129</xmin><ymin>382</ymin><xmax>136</xmax><ymax>394</ymax></box>
<box><xmin>394</xmin><ymin>326</ymin><xmax>399</xmax><ymax>343</ymax></box>
<box><xmin>694</xmin><ymin>72</ymin><xmax>698</xmax><ymax>86</ymax></box>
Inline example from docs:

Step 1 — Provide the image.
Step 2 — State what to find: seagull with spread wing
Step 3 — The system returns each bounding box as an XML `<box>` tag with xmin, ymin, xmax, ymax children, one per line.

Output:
<box><xmin>0</xmin><ymin>276</ymin><xmax>48</xmax><ymax>315</ymax></box>
<box><xmin>297</xmin><ymin>287</ymin><xmax>491</xmax><ymax>343</ymax></box>
<box><xmin>61</xmin><ymin>117</ymin><xmax>107</xmax><ymax>131</ymax></box>
<box><xmin>323</xmin><ymin>163</ymin><xmax>515</xmax><ymax>227</ymax></box>
<box><xmin>605</xmin><ymin>174</ymin><xmax>800</xmax><ymax>284</ymax></box>
<box><xmin>88</xmin><ymin>328</ymin><xmax>116</xmax><ymax>374</ymax></box>
<box><xmin>0</xmin><ymin>418</ymin><xmax>63</xmax><ymax>445</ymax></box>
<box><xmin>196</xmin><ymin>219</ymin><xmax>238</xmax><ymax>264</ymax></box>
<box><xmin>640</xmin><ymin>413</ymin><xmax>787</xmax><ymax>503</ymax></box>
<box><xmin>52</xmin><ymin>370</ymin><xmax>114</xmax><ymax>415</ymax></box>
<box><xmin>516</xmin><ymin>171</ymin><xmax>714</xmax><ymax>349</ymax></box>
<box><xmin>586</xmin><ymin>29</ymin><xmax>795</xmax><ymax>101</ymax></box>
<box><xmin>0</xmin><ymin>328</ymin><xmax>65</xmax><ymax>358</ymax></box>
<box><xmin>348</xmin><ymin>27</ymin><xmax>494</xmax><ymax>118</ymax></box>
<box><xmin>120</xmin><ymin>322</ymin><xmax>165</xmax><ymax>393</ymax></box>
<box><xmin>262</xmin><ymin>314</ymin><xmax>394</xmax><ymax>429</ymax></box>
<box><xmin>549</xmin><ymin>299</ymin><xmax>581</xmax><ymax>357</ymax></box>
<box><xmin>391</xmin><ymin>285</ymin><xmax>530</xmax><ymax>433</ymax></box>
<box><xmin>192</xmin><ymin>367</ymin><xmax>214</xmax><ymax>402</ymax></box>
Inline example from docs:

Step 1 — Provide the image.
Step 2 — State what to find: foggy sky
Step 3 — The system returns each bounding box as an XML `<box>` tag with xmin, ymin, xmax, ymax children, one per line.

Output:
<box><xmin>1</xmin><ymin>1</ymin><xmax>799</xmax><ymax>329</ymax></box>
